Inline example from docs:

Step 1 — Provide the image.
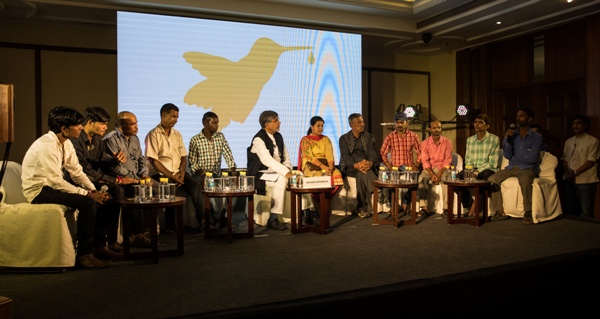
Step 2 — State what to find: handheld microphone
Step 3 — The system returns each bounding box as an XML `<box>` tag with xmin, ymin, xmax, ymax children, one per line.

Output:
<box><xmin>506</xmin><ymin>124</ymin><xmax>517</xmax><ymax>143</ymax></box>
<box><xmin>509</xmin><ymin>123</ymin><xmax>516</xmax><ymax>131</ymax></box>
<box><xmin>380</xmin><ymin>122</ymin><xmax>396</xmax><ymax>126</ymax></box>
<box><xmin>100</xmin><ymin>185</ymin><xmax>109</xmax><ymax>192</ymax></box>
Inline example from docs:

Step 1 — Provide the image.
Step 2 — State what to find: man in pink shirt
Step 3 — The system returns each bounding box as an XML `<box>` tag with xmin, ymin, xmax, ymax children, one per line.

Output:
<box><xmin>418</xmin><ymin>120</ymin><xmax>452</xmax><ymax>215</ymax></box>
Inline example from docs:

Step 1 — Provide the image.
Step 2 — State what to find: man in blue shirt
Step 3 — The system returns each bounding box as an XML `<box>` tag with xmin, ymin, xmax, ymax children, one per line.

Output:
<box><xmin>488</xmin><ymin>106</ymin><xmax>543</xmax><ymax>225</ymax></box>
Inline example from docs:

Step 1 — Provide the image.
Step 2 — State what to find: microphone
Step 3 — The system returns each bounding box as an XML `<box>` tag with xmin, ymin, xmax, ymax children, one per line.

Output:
<box><xmin>100</xmin><ymin>185</ymin><xmax>109</xmax><ymax>192</ymax></box>
<box><xmin>506</xmin><ymin>124</ymin><xmax>517</xmax><ymax>143</ymax></box>
<box><xmin>380</xmin><ymin>122</ymin><xmax>396</xmax><ymax>126</ymax></box>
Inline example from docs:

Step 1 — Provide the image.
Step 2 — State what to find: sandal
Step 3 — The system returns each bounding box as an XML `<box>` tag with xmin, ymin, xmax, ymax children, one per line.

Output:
<box><xmin>491</xmin><ymin>211</ymin><xmax>509</xmax><ymax>221</ymax></box>
<box><xmin>523</xmin><ymin>211</ymin><xmax>533</xmax><ymax>225</ymax></box>
<box><xmin>417</xmin><ymin>209</ymin><xmax>429</xmax><ymax>217</ymax></box>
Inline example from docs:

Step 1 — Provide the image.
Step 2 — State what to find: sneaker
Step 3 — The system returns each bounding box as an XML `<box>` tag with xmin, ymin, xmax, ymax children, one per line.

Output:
<box><xmin>76</xmin><ymin>253</ymin><xmax>111</xmax><ymax>270</ymax></box>
<box><xmin>267</xmin><ymin>218</ymin><xmax>288</xmax><ymax>231</ymax></box>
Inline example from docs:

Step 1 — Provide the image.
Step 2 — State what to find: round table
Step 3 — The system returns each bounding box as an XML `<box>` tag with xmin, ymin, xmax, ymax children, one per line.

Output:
<box><xmin>287</xmin><ymin>186</ymin><xmax>334</xmax><ymax>235</ymax></box>
<box><xmin>202</xmin><ymin>189</ymin><xmax>256</xmax><ymax>242</ymax></box>
<box><xmin>119</xmin><ymin>196</ymin><xmax>186</xmax><ymax>263</ymax></box>
<box><xmin>372</xmin><ymin>180</ymin><xmax>418</xmax><ymax>228</ymax></box>
<box><xmin>444</xmin><ymin>179</ymin><xmax>492</xmax><ymax>227</ymax></box>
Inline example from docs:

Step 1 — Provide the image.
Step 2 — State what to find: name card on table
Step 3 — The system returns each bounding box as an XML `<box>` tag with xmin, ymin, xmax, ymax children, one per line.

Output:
<box><xmin>301</xmin><ymin>176</ymin><xmax>331</xmax><ymax>189</ymax></box>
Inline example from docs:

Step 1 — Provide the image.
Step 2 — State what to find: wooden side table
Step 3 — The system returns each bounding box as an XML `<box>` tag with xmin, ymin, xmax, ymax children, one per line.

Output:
<box><xmin>119</xmin><ymin>196</ymin><xmax>186</xmax><ymax>263</ymax></box>
<box><xmin>372</xmin><ymin>180</ymin><xmax>418</xmax><ymax>228</ymax></box>
<box><xmin>287</xmin><ymin>186</ymin><xmax>334</xmax><ymax>235</ymax></box>
<box><xmin>445</xmin><ymin>180</ymin><xmax>492</xmax><ymax>227</ymax></box>
<box><xmin>202</xmin><ymin>189</ymin><xmax>255</xmax><ymax>242</ymax></box>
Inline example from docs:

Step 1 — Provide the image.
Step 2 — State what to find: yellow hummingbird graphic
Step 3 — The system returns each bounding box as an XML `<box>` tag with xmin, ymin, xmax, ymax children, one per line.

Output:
<box><xmin>183</xmin><ymin>37</ymin><xmax>313</xmax><ymax>129</ymax></box>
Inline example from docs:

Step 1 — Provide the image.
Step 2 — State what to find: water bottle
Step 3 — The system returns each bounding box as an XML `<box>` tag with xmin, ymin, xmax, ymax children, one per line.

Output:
<box><xmin>290</xmin><ymin>171</ymin><xmax>298</xmax><ymax>188</ymax></box>
<box><xmin>139</xmin><ymin>179</ymin><xmax>147</xmax><ymax>202</ymax></box>
<box><xmin>442</xmin><ymin>165</ymin><xmax>451</xmax><ymax>182</ymax></box>
<box><xmin>450</xmin><ymin>165</ymin><xmax>457</xmax><ymax>181</ymax></box>
<box><xmin>464</xmin><ymin>165</ymin><xmax>473</xmax><ymax>182</ymax></box>
<box><xmin>206</xmin><ymin>172</ymin><xmax>215</xmax><ymax>192</ymax></box>
<box><xmin>145</xmin><ymin>177</ymin><xmax>153</xmax><ymax>199</ymax></box>
<box><xmin>239</xmin><ymin>171</ymin><xmax>248</xmax><ymax>190</ymax></box>
<box><xmin>378</xmin><ymin>165</ymin><xmax>388</xmax><ymax>183</ymax></box>
<box><xmin>391</xmin><ymin>166</ymin><xmax>399</xmax><ymax>183</ymax></box>
<box><xmin>159</xmin><ymin>177</ymin><xmax>169</xmax><ymax>202</ymax></box>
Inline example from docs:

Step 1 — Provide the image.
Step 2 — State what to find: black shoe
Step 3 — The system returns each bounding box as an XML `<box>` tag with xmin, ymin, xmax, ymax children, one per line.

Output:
<box><xmin>93</xmin><ymin>246</ymin><xmax>123</xmax><ymax>261</ymax></box>
<box><xmin>267</xmin><ymin>219</ymin><xmax>288</xmax><ymax>230</ymax></box>
<box><xmin>301</xmin><ymin>209</ymin><xmax>313</xmax><ymax>226</ymax></box>
<box><xmin>311</xmin><ymin>211</ymin><xmax>320</xmax><ymax>227</ymax></box>
<box><xmin>76</xmin><ymin>253</ymin><xmax>111</xmax><ymax>270</ymax></box>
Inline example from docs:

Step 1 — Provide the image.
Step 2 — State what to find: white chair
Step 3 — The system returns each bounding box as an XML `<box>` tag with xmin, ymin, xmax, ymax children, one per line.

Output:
<box><xmin>0</xmin><ymin>161</ymin><xmax>77</xmax><ymax>268</ymax></box>
<box><xmin>499</xmin><ymin>151</ymin><xmax>562</xmax><ymax>223</ymax></box>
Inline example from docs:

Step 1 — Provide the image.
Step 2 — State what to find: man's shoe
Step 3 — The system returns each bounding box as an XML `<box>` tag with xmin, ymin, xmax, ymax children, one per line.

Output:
<box><xmin>267</xmin><ymin>219</ymin><xmax>288</xmax><ymax>231</ymax></box>
<box><xmin>301</xmin><ymin>209</ymin><xmax>314</xmax><ymax>226</ymax></box>
<box><xmin>358</xmin><ymin>211</ymin><xmax>372</xmax><ymax>218</ymax></box>
<box><xmin>109</xmin><ymin>242</ymin><xmax>123</xmax><ymax>254</ymax></box>
<box><xmin>523</xmin><ymin>211</ymin><xmax>533</xmax><ymax>225</ymax></box>
<box><xmin>491</xmin><ymin>211</ymin><xmax>509</xmax><ymax>221</ymax></box>
<box><xmin>77</xmin><ymin>253</ymin><xmax>111</xmax><ymax>270</ymax></box>
<box><xmin>93</xmin><ymin>246</ymin><xmax>123</xmax><ymax>261</ymax></box>
<box><xmin>130</xmin><ymin>234</ymin><xmax>152</xmax><ymax>248</ymax></box>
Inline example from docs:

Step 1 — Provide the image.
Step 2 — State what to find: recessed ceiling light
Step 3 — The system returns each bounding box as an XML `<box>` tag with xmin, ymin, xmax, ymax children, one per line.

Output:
<box><xmin>496</xmin><ymin>21</ymin><xmax>502</xmax><ymax>25</ymax></box>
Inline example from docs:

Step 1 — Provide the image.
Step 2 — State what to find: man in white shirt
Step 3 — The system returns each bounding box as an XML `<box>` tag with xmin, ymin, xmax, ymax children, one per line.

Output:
<box><xmin>21</xmin><ymin>106</ymin><xmax>111</xmax><ymax>270</ymax></box>
<box><xmin>561</xmin><ymin>114</ymin><xmax>600</xmax><ymax>218</ymax></box>
<box><xmin>247</xmin><ymin>110</ymin><xmax>293</xmax><ymax>230</ymax></box>
<box><xmin>145</xmin><ymin>103</ymin><xmax>203</xmax><ymax>232</ymax></box>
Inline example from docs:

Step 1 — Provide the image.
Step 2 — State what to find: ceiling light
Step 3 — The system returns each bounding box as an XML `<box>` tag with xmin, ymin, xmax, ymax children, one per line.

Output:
<box><xmin>496</xmin><ymin>21</ymin><xmax>502</xmax><ymax>25</ymax></box>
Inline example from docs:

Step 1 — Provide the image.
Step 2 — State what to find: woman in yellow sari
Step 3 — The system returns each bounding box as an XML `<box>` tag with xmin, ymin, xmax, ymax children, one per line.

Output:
<box><xmin>298</xmin><ymin>116</ymin><xmax>343</xmax><ymax>225</ymax></box>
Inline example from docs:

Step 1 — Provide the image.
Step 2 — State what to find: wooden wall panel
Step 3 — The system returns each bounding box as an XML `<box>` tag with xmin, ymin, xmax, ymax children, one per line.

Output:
<box><xmin>545</xmin><ymin>19</ymin><xmax>586</xmax><ymax>80</ymax></box>
<box><xmin>491</xmin><ymin>37</ymin><xmax>529</xmax><ymax>88</ymax></box>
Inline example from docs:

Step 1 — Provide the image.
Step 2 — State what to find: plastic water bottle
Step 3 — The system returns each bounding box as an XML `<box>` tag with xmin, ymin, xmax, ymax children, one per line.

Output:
<box><xmin>139</xmin><ymin>179</ymin><xmax>147</xmax><ymax>202</ymax></box>
<box><xmin>391</xmin><ymin>166</ymin><xmax>399</xmax><ymax>183</ymax></box>
<box><xmin>290</xmin><ymin>172</ymin><xmax>298</xmax><ymax>188</ymax></box>
<box><xmin>145</xmin><ymin>177</ymin><xmax>153</xmax><ymax>199</ymax></box>
<box><xmin>206</xmin><ymin>172</ymin><xmax>215</xmax><ymax>192</ymax></box>
<box><xmin>159</xmin><ymin>177</ymin><xmax>169</xmax><ymax>202</ymax></box>
<box><xmin>451</xmin><ymin>165</ymin><xmax>457</xmax><ymax>181</ymax></box>
<box><xmin>378</xmin><ymin>165</ymin><xmax>388</xmax><ymax>183</ymax></box>
<box><xmin>442</xmin><ymin>165</ymin><xmax>451</xmax><ymax>182</ymax></box>
<box><xmin>464</xmin><ymin>165</ymin><xmax>473</xmax><ymax>182</ymax></box>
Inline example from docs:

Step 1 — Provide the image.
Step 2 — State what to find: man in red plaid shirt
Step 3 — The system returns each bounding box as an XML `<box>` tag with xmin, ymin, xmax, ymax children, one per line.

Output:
<box><xmin>380</xmin><ymin>112</ymin><xmax>422</xmax><ymax>213</ymax></box>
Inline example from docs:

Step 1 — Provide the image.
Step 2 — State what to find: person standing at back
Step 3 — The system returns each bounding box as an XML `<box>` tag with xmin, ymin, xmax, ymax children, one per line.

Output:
<box><xmin>380</xmin><ymin>111</ymin><xmax>421</xmax><ymax>214</ymax></box>
<box><xmin>21</xmin><ymin>106</ymin><xmax>110</xmax><ymax>269</ymax></box>
<box><xmin>189</xmin><ymin>111</ymin><xmax>238</xmax><ymax>230</ymax></box>
<box><xmin>488</xmin><ymin>106</ymin><xmax>542</xmax><ymax>224</ymax></box>
<box><xmin>417</xmin><ymin>119</ymin><xmax>452</xmax><ymax>216</ymax></box>
<box><xmin>247</xmin><ymin>110</ymin><xmax>293</xmax><ymax>231</ymax></box>
<box><xmin>561</xmin><ymin>115</ymin><xmax>599</xmax><ymax>219</ymax></box>
<box><xmin>338</xmin><ymin>113</ymin><xmax>380</xmax><ymax>219</ymax></box>
<box><xmin>145</xmin><ymin>103</ymin><xmax>203</xmax><ymax>232</ymax></box>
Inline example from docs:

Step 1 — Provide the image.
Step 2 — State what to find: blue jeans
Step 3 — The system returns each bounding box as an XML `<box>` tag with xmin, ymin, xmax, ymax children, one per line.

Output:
<box><xmin>564</xmin><ymin>181</ymin><xmax>596</xmax><ymax>218</ymax></box>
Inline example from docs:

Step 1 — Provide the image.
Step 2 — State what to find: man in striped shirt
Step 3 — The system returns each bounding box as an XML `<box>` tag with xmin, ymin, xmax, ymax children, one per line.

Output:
<box><xmin>189</xmin><ymin>111</ymin><xmax>237</xmax><ymax>230</ymax></box>
<box><xmin>380</xmin><ymin>111</ymin><xmax>421</xmax><ymax>213</ymax></box>
<box><xmin>460</xmin><ymin>113</ymin><xmax>500</xmax><ymax>217</ymax></box>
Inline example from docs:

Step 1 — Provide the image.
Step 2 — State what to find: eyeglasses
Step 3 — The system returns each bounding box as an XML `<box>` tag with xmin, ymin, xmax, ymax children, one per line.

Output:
<box><xmin>270</xmin><ymin>118</ymin><xmax>280</xmax><ymax>123</ymax></box>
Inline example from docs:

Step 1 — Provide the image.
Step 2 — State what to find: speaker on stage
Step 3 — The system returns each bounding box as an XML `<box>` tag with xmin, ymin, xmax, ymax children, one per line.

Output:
<box><xmin>0</xmin><ymin>83</ymin><xmax>15</xmax><ymax>143</ymax></box>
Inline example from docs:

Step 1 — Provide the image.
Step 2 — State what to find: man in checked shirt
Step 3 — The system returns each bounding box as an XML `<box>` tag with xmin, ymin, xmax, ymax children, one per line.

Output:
<box><xmin>380</xmin><ymin>112</ymin><xmax>422</xmax><ymax>214</ymax></box>
<box><xmin>189</xmin><ymin>111</ymin><xmax>238</xmax><ymax>230</ymax></box>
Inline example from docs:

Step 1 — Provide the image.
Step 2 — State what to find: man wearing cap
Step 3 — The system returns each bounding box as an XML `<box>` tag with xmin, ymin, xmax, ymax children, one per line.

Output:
<box><xmin>380</xmin><ymin>112</ymin><xmax>422</xmax><ymax>213</ymax></box>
